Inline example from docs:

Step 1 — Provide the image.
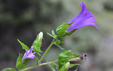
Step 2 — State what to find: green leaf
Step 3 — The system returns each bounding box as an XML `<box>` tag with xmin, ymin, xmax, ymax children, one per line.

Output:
<box><xmin>17</xmin><ymin>39</ymin><xmax>29</xmax><ymax>50</ymax></box>
<box><xmin>52</xmin><ymin>62</ymin><xmax>58</xmax><ymax>67</ymax></box>
<box><xmin>47</xmin><ymin>32</ymin><xmax>54</xmax><ymax>38</ymax></box>
<box><xmin>59</xmin><ymin>62</ymin><xmax>70</xmax><ymax>71</ymax></box>
<box><xmin>49</xmin><ymin>62</ymin><xmax>58</xmax><ymax>71</ymax></box>
<box><xmin>16</xmin><ymin>54</ymin><xmax>28</xmax><ymax>70</ymax></box>
<box><xmin>59</xmin><ymin>63</ymin><xmax>79</xmax><ymax>71</ymax></box>
<box><xmin>2</xmin><ymin>68</ymin><xmax>16</xmax><ymax>71</ymax></box>
<box><xmin>32</xmin><ymin>32</ymin><xmax>43</xmax><ymax>52</ymax></box>
<box><xmin>58</xmin><ymin>50</ymin><xmax>80</xmax><ymax>69</ymax></box>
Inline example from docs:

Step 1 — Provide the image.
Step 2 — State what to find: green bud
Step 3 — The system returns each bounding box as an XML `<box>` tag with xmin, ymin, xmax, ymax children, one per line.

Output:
<box><xmin>32</xmin><ymin>32</ymin><xmax>43</xmax><ymax>52</ymax></box>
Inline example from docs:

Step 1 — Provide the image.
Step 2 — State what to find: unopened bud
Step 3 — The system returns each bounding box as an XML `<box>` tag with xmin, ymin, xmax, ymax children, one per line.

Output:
<box><xmin>70</xmin><ymin>53</ymin><xmax>87</xmax><ymax>61</ymax></box>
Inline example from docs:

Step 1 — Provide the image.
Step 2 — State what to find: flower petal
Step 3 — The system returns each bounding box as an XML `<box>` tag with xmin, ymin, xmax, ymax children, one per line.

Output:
<box><xmin>68</xmin><ymin>1</ymin><xmax>87</xmax><ymax>23</ymax></box>
<box><xmin>29</xmin><ymin>46</ymin><xmax>33</xmax><ymax>53</ymax></box>
<box><xmin>22</xmin><ymin>46</ymin><xmax>36</xmax><ymax>62</ymax></box>
<box><xmin>27</xmin><ymin>53</ymin><xmax>35</xmax><ymax>59</ymax></box>
<box><xmin>67</xmin><ymin>1</ymin><xmax>98</xmax><ymax>32</ymax></box>
<box><xmin>80</xmin><ymin>1</ymin><xmax>87</xmax><ymax>15</ymax></box>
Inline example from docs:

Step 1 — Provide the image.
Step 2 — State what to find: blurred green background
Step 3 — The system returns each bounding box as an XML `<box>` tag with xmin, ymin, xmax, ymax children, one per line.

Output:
<box><xmin>0</xmin><ymin>0</ymin><xmax>113</xmax><ymax>71</ymax></box>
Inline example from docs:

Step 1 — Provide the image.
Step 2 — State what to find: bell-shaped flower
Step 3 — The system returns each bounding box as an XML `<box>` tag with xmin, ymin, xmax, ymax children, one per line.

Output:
<box><xmin>67</xmin><ymin>1</ymin><xmax>98</xmax><ymax>32</ymax></box>
<box><xmin>22</xmin><ymin>46</ymin><xmax>36</xmax><ymax>62</ymax></box>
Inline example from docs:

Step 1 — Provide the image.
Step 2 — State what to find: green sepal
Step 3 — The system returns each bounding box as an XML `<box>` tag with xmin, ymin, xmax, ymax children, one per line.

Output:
<box><xmin>55</xmin><ymin>40</ymin><xmax>64</xmax><ymax>44</ymax></box>
<box><xmin>16</xmin><ymin>54</ymin><xmax>28</xmax><ymax>70</ymax></box>
<box><xmin>52</xmin><ymin>30</ymin><xmax>56</xmax><ymax>38</ymax></box>
<box><xmin>17</xmin><ymin>39</ymin><xmax>29</xmax><ymax>50</ymax></box>
<box><xmin>32</xmin><ymin>32</ymin><xmax>43</xmax><ymax>52</ymax></box>
<box><xmin>58</xmin><ymin>50</ymin><xmax>80</xmax><ymax>69</ymax></box>
<box><xmin>56</xmin><ymin>22</ymin><xmax>73</xmax><ymax>38</ymax></box>
<box><xmin>67</xmin><ymin>29</ymin><xmax>77</xmax><ymax>36</ymax></box>
<box><xmin>2</xmin><ymin>68</ymin><xmax>16</xmax><ymax>71</ymax></box>
<box><xmin>56</xmin><ymin>22</ymin><xmax>68</xmax><ymax>37</ymax></box>
<box><xmin>47</xmin><ymin>32</ymin><xmax>54</xmax><ymax>38</ymax></box>
<box><xmin>47</xmin><ymin>30</ymin><xmax>57</xmax><ymax>38</ymax></box>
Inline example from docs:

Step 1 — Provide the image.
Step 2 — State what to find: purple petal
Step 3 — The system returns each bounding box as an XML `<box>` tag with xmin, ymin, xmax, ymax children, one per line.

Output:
<box><xmin>23</xmin><ymin>50</ymin><xmax>28</xmax><ymax>57</ymax></box>
<box><xmin>29</xmin><ymin>46</ymin><xmax>33</xmax><ymax>53</ymax></box>
<box><xmin>67</xmin><ymin>1</ymin><xmax>98</xmax><ymax>32</ymax></box>
<box><xmin>22</xmin><ymin>46</ymin><xmax>35</xmax><ymax>62</ymax></box>
<box><xmin>27</xmin><ymin>53</ymin><xmax>35</xmax><ymax>59</ymax></box>
<box><xmin>80</xmin><ymin>1</ymin><xmax>87</xmax><ymax>15</ymax></box>
<box><xmin>68</xmin><ymin>1</ymin><xmax>87</xmax><ymax>23</ymax></box>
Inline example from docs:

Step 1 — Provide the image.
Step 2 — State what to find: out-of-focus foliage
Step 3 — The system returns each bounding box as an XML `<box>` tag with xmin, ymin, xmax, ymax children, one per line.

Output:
<box><xmin>0</xmin><ymin>0</ymin><xmax>65</xmax><ymax>70</ymax></box>
<box><xmin>1</xmin><ymin>0</ymin><xmax>113</xmax><ymax>71</ymax></box>
<box><xmin>2</xmin><ymin>68</ymin><xmax>16</xmax><ymax>71</ymax></box>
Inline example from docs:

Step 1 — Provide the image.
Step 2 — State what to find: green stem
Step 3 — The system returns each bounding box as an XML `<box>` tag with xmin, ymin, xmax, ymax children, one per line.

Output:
<box><xmin>20</xmin><ymin>60</ymin><xmax>58</xmax><ymax>71</ymax></box>
<box><xmin>38</xmin><ymin>38</ymin><xmax>56</xmax><ymax>64</ymax></box>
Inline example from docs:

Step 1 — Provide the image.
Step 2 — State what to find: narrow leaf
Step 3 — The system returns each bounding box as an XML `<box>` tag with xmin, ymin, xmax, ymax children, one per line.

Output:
<box><xmin>49</xmin><ymin>64</ymin><xmax>56</xmax><ymax>71</ymax></box>
<box><xmin>47</xmin><ymin>32</ymin><xmax>54</xmax><ymax>38</ymax></box>
<box><xmin>69</xmin><ymin>64</ymin><xmax>80</xmax><ymax>68</ymax></box>
<box><xmin>17</xmin><ymin>39</ymin><xmax>29</xmax><ymax>50</ymax></box>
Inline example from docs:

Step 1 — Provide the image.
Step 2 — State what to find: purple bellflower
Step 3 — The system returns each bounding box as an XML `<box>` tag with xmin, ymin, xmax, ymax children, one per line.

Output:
<box><xmin>67</xmin><ymin>1</ymin><xmax>98</xmax><ymax>32</ymax></box>
<box><xmin>22</xmin><ymin>46</ymin><xmax>36</xmax><ymax>62</ymax></box>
